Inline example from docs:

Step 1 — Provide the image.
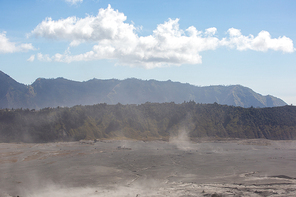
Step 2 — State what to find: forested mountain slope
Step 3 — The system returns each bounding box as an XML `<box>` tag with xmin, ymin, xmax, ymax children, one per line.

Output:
<box><xmin>0</xmin><ymin>102</ymin><xmax>295</xmax><ymax>142</ymax></box>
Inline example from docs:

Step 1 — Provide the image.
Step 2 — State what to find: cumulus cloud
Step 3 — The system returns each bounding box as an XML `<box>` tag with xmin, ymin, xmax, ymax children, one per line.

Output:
<box><xmin>65</xmin><ymin>0</ymin><xmax>83</xmax><ymax>5</ymax></box>
<box><xmin>0</xmin><ymin>31</ymin><xmax>35</xmax><ymax>53</ymax></box>
<box><xmin>205</xmin><ymin>27</ymin><xmax>217</xmax><ymax>36</ymax></box>
<box><xmin>30</xmin><ymin>5</ymin><xmax>134</xmax><ymax>44</ymax></box>
<box><xmin>29</xmin><ymin>5</ymin><xmax>295</xmax><ymax>68</ymax></box>
<box><xmin>221</xmin><ymin>28</ymin><xmax>294</xmax><ymax>53</ymax></box>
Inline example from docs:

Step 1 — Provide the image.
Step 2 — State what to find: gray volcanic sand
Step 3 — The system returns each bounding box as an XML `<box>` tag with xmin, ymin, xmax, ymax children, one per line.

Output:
<box><xmin>1</xmin><ymin>139</ymin><xmax>296</xmax><ymax>197</ymax></box>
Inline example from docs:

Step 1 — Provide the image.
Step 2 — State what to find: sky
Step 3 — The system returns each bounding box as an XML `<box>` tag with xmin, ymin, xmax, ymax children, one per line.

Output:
<box><xmin>0</xmin><ymin>0</ymin><xmax>295</xmax><ymax>105</ymax></box>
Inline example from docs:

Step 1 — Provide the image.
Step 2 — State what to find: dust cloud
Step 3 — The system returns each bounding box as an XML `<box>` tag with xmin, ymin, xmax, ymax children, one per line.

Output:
<box><xmin>169</xmin><ymin>128</ymin><xmax>195</xmax><ymax>151</ymax></box>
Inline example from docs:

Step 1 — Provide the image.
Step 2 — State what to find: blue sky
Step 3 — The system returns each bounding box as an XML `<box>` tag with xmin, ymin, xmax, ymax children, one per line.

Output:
<box><xmin>0</xmin><ymin>0</ymin><xmax>295</xmax><ymax>104</ymax></box>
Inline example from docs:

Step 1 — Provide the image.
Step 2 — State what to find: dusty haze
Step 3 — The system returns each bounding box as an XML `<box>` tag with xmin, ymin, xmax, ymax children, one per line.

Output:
<box><xmin>1</xmin><ymin>138</ymin><xmax>296</xmax><ymax>196</ymax></box>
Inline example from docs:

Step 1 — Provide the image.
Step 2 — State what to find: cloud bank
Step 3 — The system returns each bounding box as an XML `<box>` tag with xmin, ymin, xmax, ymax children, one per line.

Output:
<box><xmin>30</xmin><ymin>5</ymin><xmax>295</xmax><ymax>68</ymax></box>
<box><xmin>0</xmin><ymin>31</ymin><xmax>35</xmax><ymax>54</ymax></box>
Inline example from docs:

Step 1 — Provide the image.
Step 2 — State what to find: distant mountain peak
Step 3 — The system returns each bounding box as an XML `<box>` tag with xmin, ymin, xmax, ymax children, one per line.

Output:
<box><xmin>0</xmin><ymin>70</ymin><xmax>287</xmax><ymax>109</ymax></box>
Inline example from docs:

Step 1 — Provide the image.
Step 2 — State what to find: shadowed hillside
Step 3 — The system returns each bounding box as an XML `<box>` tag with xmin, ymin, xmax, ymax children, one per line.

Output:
<box><xmin>0</xmin><ymin>71</ymin><xmax>287</xmax><ymax>109</ymax></box>
<box><xmin>0</xmin><ymin>102</ymin><xmax>295</xmax><ymax>143</ymax></box>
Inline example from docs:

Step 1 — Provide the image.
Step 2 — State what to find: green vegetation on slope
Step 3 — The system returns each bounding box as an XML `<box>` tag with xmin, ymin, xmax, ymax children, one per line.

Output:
<box><xmin>0</xmin><ymin>102</ymin><xmax>295</xmax><ymax>143</ymax></box>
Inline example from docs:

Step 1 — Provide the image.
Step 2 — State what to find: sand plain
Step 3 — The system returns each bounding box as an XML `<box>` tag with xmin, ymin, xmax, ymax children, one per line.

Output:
<box><xmin>0</xmin><ymin>139</ymin><xmax>296</xmax><ymax>197</ymax></box>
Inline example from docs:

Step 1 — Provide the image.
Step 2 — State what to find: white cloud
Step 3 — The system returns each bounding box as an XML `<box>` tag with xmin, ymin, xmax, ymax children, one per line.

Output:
<box><xmin>65</xmin><ymin>0</ymin><xmax>83</xmax><ymax>5</ymax></box>
<box><xmin>0</xmin><ymin>31</ymin><xmax>35</xmax><ymax>53</ymax></box>
<box><xmin>33</xmin><ymin>17</ymin><xmax>220</xmax><ymax>68</ymax></box>
<box><xmin>27</xmin><ymin>54</ymin><xmax>35</xmax><ymax>62</ymax></box>
<box><xmin>205</xmin><ymin>27</ymin><xmax>217</xmax><ymax>36</ymax></box>
<box><xmin>37</xmin><ymin>53</ymin><xmax>52</xmax><ymax>62</ymax></box>
<box><xmin>30</xmin><ymin>5</ymin><xmax>295</xmax><ymax>68</ymax></box>
<box><xmin>30</xmin><ymin>5</ymin><xmax>135</xmax><ymax>45</ymax></box>
<box><xmin>221</xmin><ymin>28</ymin><xmax>294</xmax><ymax>53</ymax></box>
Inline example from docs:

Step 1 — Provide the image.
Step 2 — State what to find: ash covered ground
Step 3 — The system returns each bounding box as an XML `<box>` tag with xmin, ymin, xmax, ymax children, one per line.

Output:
<box><xmin>1</xmin><ymin>138</ymin><xmax>296</xmax><ymax>197</ymax></box>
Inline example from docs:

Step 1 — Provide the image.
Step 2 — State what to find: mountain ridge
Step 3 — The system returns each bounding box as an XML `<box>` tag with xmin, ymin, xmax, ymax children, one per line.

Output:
<box><xmin>0</xmin><ymin>70</ymin><xmax>287</xmax><ymax>109</ymax></box>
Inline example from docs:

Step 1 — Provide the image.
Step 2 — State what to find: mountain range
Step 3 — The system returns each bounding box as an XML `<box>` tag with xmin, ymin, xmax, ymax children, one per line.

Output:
<box><xmin>0</xmin><ymin>70</ymin><xmax>287</xmax><ymax>109</ymax></box>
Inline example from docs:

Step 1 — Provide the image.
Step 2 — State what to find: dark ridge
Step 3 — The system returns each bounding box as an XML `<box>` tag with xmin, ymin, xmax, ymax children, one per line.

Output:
<box><xmin>0</xmin><ymin>71</ymin><xmax>287</xmax><ymax>109</ymax></box>
<box><xmin>0</xmin><ymin>102</ymin><xmax>295</xmax><ymax>143</ymax></box>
